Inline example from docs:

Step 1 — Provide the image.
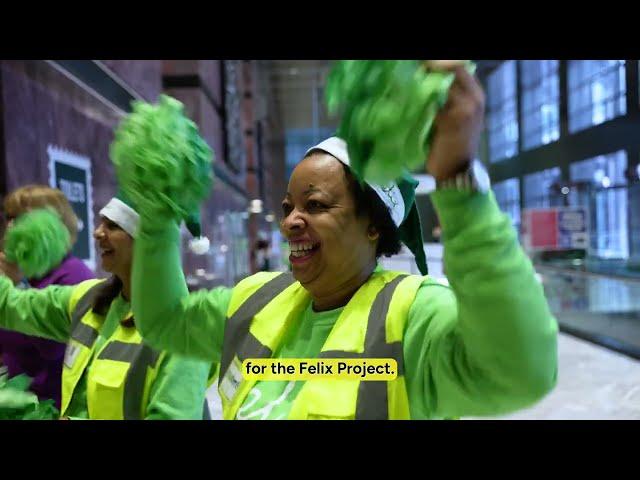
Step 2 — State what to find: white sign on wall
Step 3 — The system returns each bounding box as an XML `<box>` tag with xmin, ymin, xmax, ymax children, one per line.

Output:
<box><xmin>47</xmin><ymin>145</ymin><xmax>96</xmax><ymax>271</ymax></box>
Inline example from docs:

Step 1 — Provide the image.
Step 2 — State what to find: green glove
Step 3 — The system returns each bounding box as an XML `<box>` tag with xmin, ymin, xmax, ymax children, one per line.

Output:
<box><xmin>0</xmin><ymin>374</ymin><xmax>60</xmax><ymax>420</ymax></box>
<box><xmin>325</xmin><ymin>60</ymin><xmax>475</xmax><ymax>185</ymax></box>
<box><xmin>111</xmin><ymin>94</ymin><xmax>215</xmax><ymax>229</ymax></box>
<box><xmin>4</xmin><ymin>208</ymin><xmax>70</xmax><ymax>279</ymax></box>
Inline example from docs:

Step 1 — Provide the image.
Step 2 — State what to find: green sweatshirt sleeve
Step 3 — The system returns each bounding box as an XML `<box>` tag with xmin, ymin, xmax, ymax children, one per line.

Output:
<box><xmin>0</xmin><ymin>276</ymin><xmax>73</xmax><ymax>342</ymax></box>
<box><xmin>144</xmin><ymin>353</ymin><xmax>212</xmax><ymax>420</ymax></box>
<box><xmin>132</xmin><ymin>222</ymin><xmax>232</xmax><ymax>363</ymax></box>
<box><xmin>403</xmin><ymin>190</ymin><xmax>558</xmax><ymax>419</ymax></box>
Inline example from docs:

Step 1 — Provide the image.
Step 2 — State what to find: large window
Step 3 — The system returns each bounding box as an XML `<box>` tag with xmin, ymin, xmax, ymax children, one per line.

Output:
<box><xmin>568</xmin><ymin>60</ymin><xmax>626</xmax><ymax>133</ymax></box>
<box><xmin>493</xmin><ymin>178</ymin><xmax>521</xmax><ymax>229</ymax></box>
<box><xmin>524</xmin><ymin>167</ymin><xmax>563</xmax><ymax>209</ymax></box>
<box><xmin>520</xmin><ymin>60</ymin><xmax>560</xmax><ymax>150</ymax></box>
<box><xmin>569</xmin><ymin>150</ymin><xmax>629</xmax><ymax>259</ymax></box>
<box><xmin>487</xmin><ymin>61</ymin><xmax>519</xmax><ymax>163</ymax></box>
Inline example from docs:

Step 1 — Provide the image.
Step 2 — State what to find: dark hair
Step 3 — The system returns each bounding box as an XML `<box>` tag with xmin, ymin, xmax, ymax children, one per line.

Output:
<box><xmin>341</xmin><ymin>163</ymin><xmax>402</xmax><ymax>259</ymax></box>
<box><xmin>92</xmin><ymin>275</ymin><xmax>123</xmax><ymax>316</ymax></box>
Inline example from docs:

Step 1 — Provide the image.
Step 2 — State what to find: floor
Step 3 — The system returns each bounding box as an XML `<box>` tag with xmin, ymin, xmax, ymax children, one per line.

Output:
<box><xmin>467</xmin><ymin>332</ymin><xmax>640</xmax><ymax>420</ymax></box>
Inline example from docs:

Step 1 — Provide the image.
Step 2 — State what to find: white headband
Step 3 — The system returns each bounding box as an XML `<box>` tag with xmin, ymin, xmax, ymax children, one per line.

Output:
<box><xmin>305</xmin><ymin>137</ymin><xmax>405</xmax><ymax>226</ymax></box>
<box><xmin>99</xmin><ymin>198</ymin><xmax>139</xmax><ymax>238</ymax></box>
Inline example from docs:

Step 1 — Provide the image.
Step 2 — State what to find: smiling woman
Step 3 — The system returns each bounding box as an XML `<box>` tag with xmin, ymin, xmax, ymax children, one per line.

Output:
<box><xmin>0</xmin><ymin>96</ymin><xmax>216</xmax><ymax>420</ymax></box>
<box><xmin>281</xmin><ymin>144</ymin><xmax>407</xmax><ymax>312</ymax></box>
<box><xmin>0</xmin><ymin>185</ymin><xmax>95</xmax><ymax>411</ymax></box>
<box><xmin>127</xmin><ymin>63</ymin><xmax>558</xmax><ymax>420</ymax></box>
<box><xmin>93</xmin><ymin>198</ymin><xmax>136</xmax><ymax>299</ymax></box>
<box><xmin>282</xmin><ymin>153</ymin><xmax>377</xmax><ymax>309</ymax></box>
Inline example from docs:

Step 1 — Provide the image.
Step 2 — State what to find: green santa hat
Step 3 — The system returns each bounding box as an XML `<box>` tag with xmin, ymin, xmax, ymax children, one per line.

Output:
<box><xmin>184</xmin><ymin>211</ymin><xmax>210</xmax><ymax>255</ymax></box>
<box><xmin>99</xmin><ymin>194</ymin><xmax>139</xmax><ymax>238</ymax></box>
<box><xmin>306</xmin><ymin>137</ymin><xmax>428</xmax><ymax>275</ymax></box>
<box><xmin>100</xmin><ymin>192</ymin><xmax>209</xmax><ymax>255</ymax></box>
<box><xmin>109</xmin><ymin>94</ymin><xmax>214</xmax><ymax>255</ymax></box>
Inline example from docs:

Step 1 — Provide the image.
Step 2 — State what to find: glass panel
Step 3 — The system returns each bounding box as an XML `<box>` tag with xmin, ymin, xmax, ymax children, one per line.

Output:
<box><xmin>524</xmin><ymin>167</ymin><xmax>563</xmax><ymax>208</ymax></box>
<box><xmin>520</xmin><ymin>60</ymin><xmax>560</xmax><ymax>150</ymax></box>
<box><xmin>487</xmin><ymin>61</ymin><xmax>519</xmax><ymax>163</ymax></box>
<box><xmin>493</xmin><ymin>177</ymin><xmax>521</xmax><ymax>228</ymax></box>
<box><xmin>569</xmin><ymin>150</ymin><xmax>629</xmax><ymax>259</ymax></box>
<box><xmin>568</xmin><ymin>60</ymin><xmax>626</xmax><ymax>133</ymax></box>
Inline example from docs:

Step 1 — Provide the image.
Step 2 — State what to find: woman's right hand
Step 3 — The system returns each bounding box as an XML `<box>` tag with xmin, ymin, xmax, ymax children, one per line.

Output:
<box><xmin>0</xmin><ymin>252</ymin><xmax>23</xmax><ymax>285</ymax></box>
<box><xmin>423</xmin><ymin>60</ymin><xmax>486</xmax><ymax>182</ymax></box>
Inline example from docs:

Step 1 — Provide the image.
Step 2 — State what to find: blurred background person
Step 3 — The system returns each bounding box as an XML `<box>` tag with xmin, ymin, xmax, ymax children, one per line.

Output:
<box><xmin>253</xmin><ymin>238</ymin><xmax>271</xmax><ymax>272</ymax></box>
<box><xmin>0</xmin><ymin>185</ymin><xmax>95</xmax><ymax>409</ymax></box>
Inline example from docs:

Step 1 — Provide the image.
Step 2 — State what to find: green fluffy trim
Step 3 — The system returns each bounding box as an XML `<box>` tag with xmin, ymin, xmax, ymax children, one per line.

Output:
<box><xmin>4</xmin><ymin>208</ymin><xmax>70</xmax><ymax>279</ymax></box>
<box><xmin>0</xmin><ymin>374</ymin><xmax>60</xmax><ymax>420</ymax></box>
<box><xmin>325</xmin><ymin>60</ymin><xmax>475</xmax><ymax>184</ymax></box>
<box><xmin>111</xmin><ymin>94</ymin><xmax>214</xmax><ymax>226</ymax></box>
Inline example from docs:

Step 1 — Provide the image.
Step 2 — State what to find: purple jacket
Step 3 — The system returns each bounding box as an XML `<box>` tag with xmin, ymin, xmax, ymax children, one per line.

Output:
<box><xmin>0</xmin><ymin>255</ymin><xmax>95</xmax><ymax>409</ymax></box>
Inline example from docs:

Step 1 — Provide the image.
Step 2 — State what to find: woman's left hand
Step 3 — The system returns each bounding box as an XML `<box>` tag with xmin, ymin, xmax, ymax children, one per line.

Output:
<box><xmin>424</xmin><ymin>60</ymin><xmax>486</xmax><ymax>182</ymax></box>
<box><xmin>0</xmin><ymin>252</ymin><xmax>23</xmax><ymax>285</ymax></box>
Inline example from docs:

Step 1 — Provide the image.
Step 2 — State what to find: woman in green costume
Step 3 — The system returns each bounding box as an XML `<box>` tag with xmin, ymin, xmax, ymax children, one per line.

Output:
<box><xmin>0</xmin><ymin>97</ymin><xmax>215</xmax><ymax>419</ymax></box>
<box><xmin>125</xmin><ymin>62</ymin><xmax>558</xmax><ymax>420</ymax></box>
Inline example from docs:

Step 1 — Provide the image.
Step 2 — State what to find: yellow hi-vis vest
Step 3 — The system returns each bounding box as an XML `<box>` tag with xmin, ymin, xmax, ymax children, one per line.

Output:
<box><xmin>60</xmin><ymin>279</ymin><xmax>165</xmax><ymax>420</ymax></box>
<box><xmin>217</xmin><ymin>270</ymin><xmax>424</xmax><ymax>420</ymax></box>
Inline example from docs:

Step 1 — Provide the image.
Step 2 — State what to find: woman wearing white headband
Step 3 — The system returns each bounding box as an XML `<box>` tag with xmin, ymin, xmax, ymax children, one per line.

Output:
<box><xmin>131</xmin><ymin>63</ymin><xmax>557</xmax><ymax>419</ymax></box>
<box><xmin>0</xmin><ymin>195</ymin><xmax>212</xmax><ymax>419</ymax></box>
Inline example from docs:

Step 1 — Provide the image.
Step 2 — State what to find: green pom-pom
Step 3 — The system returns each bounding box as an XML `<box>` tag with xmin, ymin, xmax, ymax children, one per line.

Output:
<box><xmin>111</xmin><ymin>94</ymin><xmax>214</xmax><ymax>226</ymax></box>
<box><xmin>0</xmin><ymin>374</ymin><xmax>37</xmax><ymax>411</ymax></box>
<box><xmin>4</xmin><ymin>208</ymin><xmax>70</xmax><ymax>279</ymax></box>
<box><xmin>325</xmin><ymin>60</ymin><xmax>475</xmax><ymax>184</ymax></box>
<box><xmin>0</xmin><ymin>374</ymin><xmax>60</xmax><ymax>420</ymax></box>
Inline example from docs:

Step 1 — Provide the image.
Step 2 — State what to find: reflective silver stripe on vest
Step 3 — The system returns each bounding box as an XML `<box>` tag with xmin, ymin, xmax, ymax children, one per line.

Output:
<box><xmin>69</xmin><ymin>282</ymin><xmax>105</xmax><ymax>347</ymax></box>
<box><xmin>355</xmin><ymin>274</ymin><xmax>407</xmax><ymax>420</ymax></box>
<box><xmin>70</xmin><ymin>282</ymin><xmax>105</xmax><ymax>330</ymax></box>
<box><xmin>98</xmin><ymin>340</ymin><xmax>161</xmax><ymax>420</ymax></box>
<box><xmin>203</xmin><ymin>399</ymin><xmax>211</xmax><ymax>420</ymax></box>
<box><xmin>220</xmin><ymin>273</ymin><xmax>296</xmax><ymax>380</ymax></box>
<box><xmin>317</xmin><ymin>275</ymin><xmax>407</xmax><ymax>419</ymax></box>
<box><xmin>70</xmin><ymin>322</ymin><xmax>100</xmax><ymax>348</ymax></box>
